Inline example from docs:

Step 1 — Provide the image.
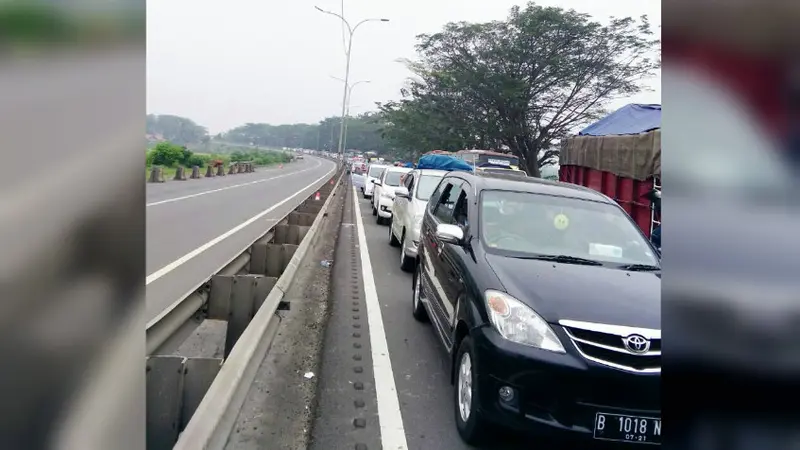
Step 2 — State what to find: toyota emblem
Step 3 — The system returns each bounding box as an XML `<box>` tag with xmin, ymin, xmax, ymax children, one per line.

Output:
<box><xmin>622</xmin><ymin>334</ymin><xmax>650</xmax><ymax>354</ymax></box>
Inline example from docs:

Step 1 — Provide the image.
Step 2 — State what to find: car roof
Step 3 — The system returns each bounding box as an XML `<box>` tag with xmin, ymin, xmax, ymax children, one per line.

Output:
<box><xmin>385</xmin><ymin>166</ymin><xmax>412</xmax><ymax>172</ymax></box>
<box><xmin>415</xmin><ymin>169</ymin><xmax>448</xmax><ymax>176</ymax></box>
<box><xmin>445</xmin><ymin>171</ymin><xmax>613</xmax><ymax>203</ymax></box>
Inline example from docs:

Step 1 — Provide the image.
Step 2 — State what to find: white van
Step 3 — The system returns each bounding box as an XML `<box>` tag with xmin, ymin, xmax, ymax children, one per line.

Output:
<box><xmin>363</xmin><ymin>163</ymin><xmax>388</xmax><ymax>199</ymax></box>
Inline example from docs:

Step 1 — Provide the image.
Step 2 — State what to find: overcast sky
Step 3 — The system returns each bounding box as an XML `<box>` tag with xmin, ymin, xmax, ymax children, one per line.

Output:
<box><xmin>147</xmin><ymin>0</ymin><xmax>660</xmax><ymax>134</ymax></box>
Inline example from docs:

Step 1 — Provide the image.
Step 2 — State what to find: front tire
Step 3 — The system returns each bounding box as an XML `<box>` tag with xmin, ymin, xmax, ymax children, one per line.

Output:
<box><xmin>454</xmin><ymin>336</ymin><xmax>490</xmax><ymax>445</ymax></box>
<box><xmin>400</xmin><ymin>231</ymin><xmax>414</xmax><ymax>272</ymax></box>
<box><xmin>389</xmin><ymin>219</ymin><xmax>400</xmax><ymax>246</ymax></box>
<box><xmin>372</xmin><ymin>204</ymin><xmax>377</xmax><ymax>216</ymax></box>
<box><xmin>411</xmin><ymin>263</ymin><xmax>428</xmax><ymax>321</ymax></box>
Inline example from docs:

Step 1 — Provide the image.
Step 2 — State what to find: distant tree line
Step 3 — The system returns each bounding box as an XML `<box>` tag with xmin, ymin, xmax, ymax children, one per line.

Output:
<box><xmin>147</xmin><ymin>114</ymin><xmax>209</xmax><ymax>146</ymax></box>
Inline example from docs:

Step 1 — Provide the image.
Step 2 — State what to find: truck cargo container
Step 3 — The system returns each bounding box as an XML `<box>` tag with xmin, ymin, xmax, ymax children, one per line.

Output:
<box><xmin>559</xmin><ymin>104</ymin><xmax>661</xmax><ymax>237</ymax></box>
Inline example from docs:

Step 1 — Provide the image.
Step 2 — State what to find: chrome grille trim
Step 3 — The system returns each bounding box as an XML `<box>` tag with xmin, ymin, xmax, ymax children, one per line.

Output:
<box><xmin>559</xmin><ymin>319</ymin><xmax>661</xmax><ymax>374</ymax></box>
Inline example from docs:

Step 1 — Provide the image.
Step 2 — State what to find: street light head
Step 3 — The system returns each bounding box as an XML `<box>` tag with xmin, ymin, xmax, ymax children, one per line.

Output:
<box><xmin>380</xmin><ymin>18</ymin><xmax>390</xmax><ymax>22</ymax></box>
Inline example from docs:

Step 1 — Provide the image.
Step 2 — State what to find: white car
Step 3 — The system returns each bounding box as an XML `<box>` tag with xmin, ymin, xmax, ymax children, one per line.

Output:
<box><xmin>388</xmin><ymin>169</ymin><xmax>447</xmax><ymax>271</ymax></box>
<box><xmin>363</xmin><ymin>164</ymin><xmax>387</xmax><ymax>199</ymax></box>
<box><xmin>371</xmin><ymin>166</ymin><xmax>412</xmax><ymax>225</ymax></box>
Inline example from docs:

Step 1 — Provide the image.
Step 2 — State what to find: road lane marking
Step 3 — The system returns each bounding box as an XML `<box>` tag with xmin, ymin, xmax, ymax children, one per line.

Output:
<box><xmin>144</xmin><ymin>167</ymin><xmax>335</xmax><ymax>285</ymax></box>
<box><xmin>146</xmin><ymin>158</ymin><xmax>324</xmax><ymax>207</ymax></box>
<box><xmin>352</xmin><ymin>186</ymin><xmax>409</xmax><ymax>449</ymax></box>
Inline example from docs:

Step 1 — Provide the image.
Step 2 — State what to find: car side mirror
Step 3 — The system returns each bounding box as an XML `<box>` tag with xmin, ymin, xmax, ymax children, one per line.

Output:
<box><xmin>436</xmin><ymin>223</ymin><xmax>464</xmax><ymax>245</ymax></box>
<box><xmin>395</xmin><ymin>187</ymin><xmax>410</xmax><ymax>199</ymax></box>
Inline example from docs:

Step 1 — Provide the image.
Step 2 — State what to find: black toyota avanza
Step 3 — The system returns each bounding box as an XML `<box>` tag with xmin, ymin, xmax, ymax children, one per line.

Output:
<box><xmin>412</xmin><ymin>171</ymin><xmax>661</xmax><ymax>446</ymax></box>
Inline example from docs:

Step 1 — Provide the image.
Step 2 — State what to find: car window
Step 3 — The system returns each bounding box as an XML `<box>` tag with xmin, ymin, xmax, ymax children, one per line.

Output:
<box><xmin>384</xmin><ymin>171</ymin><xmax>405</xmax><ymax>186</ymax></box>
<box><xmin>480</xmin><ymin>190</ymin><xmax>659</xmax><ymax>266</ymax></box>
<box><xmin>427</xmin><ymin>179</ymin><xmax>447</xmax><ymax>213</ymax></box>
<box><xmin>416</xmin><ymin>174</ymin><xmax>445</xmax><ymax>201</ymax></box>
<box><xmin>452</xmin><ymin>188</ymin><xmax>469</xmax><ymax>228</ymax></box>
<box><xmin>433</xmin><ymin>180</ymin><xmax>463</xmax><ymax>223</ymax></box>
<box><xmin>368</xmin><ymin>166</ymin><xmax>385</xmax><ymax>178</ymax></box>
<box><xmin>404</xmin><ymin>173</ymin><xmax>415</xmax><ymax>191</ymax></box>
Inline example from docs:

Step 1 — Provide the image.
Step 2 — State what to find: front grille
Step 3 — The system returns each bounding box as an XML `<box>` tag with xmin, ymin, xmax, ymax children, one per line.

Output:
<box><xmin>562</xmin><ymin>323</ymin><xmax>661</xmax><ymax>373</ymax></box>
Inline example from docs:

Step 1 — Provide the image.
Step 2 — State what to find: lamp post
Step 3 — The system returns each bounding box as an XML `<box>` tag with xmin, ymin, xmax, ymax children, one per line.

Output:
<box><xmin>330</xmin><ymin>76</ymin><xmax>369</xmax><ymax>155</ymax></box>
<box><xmin>315</xmin><ymin>5</ymin><xmax>388</xmax><ymax>163</ymax></box>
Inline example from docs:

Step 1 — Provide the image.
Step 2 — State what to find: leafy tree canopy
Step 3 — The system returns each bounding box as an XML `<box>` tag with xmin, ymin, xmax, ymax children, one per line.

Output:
<box><xmin>378</xmin><ymin>2</ymin><xmax>659</xmax><ymax>176</ymax></box>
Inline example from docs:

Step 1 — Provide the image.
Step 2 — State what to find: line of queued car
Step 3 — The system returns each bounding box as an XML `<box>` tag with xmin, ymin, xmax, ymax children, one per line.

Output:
<box><xmin>358</xmin><ymin>162</ymin><xmax>661</xmax><ymax>448</ymax></box>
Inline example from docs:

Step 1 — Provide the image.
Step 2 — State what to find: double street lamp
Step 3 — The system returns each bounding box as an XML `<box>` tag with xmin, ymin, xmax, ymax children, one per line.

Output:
<box><xmin>330</xmin><ymin>76</ymin><xmax>369</xmax><ymax>155</ymax></box>
<box><xmin>315</xmin><ymin>5</ymin><xmax>388</xmax><ymax>161</ymax></box>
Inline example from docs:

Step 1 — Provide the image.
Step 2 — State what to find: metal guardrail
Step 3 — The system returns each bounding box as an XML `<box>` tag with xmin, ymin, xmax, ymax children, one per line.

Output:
<box><xmin>145</xmin><ymin>156</ymin><xmax>344</xmax><ymax>449</ymax></box>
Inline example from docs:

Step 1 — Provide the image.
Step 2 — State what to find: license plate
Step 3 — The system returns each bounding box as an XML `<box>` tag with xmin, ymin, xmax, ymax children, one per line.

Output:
<box><xmin>594</xmin><ymin>412</ymin><xmax>661</xmax><ymax>445</ymax></box>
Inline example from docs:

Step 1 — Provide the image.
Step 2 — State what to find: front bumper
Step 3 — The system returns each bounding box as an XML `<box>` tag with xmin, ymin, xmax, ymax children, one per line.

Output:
<box><xmin>471</xmin><ymin>326</ymin><xmax>660</xmax><ymax>442</ymax></box>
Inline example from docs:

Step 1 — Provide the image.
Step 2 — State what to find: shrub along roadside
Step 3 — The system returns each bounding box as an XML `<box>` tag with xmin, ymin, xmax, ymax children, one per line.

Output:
<box><xmin>145</xmin><ymin>141</ymin><xmax>293</xmax><ymax>180</ymax></box>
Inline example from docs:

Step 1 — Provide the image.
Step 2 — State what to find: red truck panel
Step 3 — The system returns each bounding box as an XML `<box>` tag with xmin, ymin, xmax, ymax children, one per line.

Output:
<box><xmin>559</xmin><ymin>165</ymin><xmax>655</xmax><ymax>237</ymax></box>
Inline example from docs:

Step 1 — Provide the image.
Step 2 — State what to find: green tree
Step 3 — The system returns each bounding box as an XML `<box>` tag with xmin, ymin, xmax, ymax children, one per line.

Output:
<box><xmin>148</xmin><ymin>142</ymin><xmax>184</xmax><ymax>167</ymax></box>
<box><xmin>380</xmin><ymin>2</ymin><xmax>659</xmax><ymax>176</ymax></box>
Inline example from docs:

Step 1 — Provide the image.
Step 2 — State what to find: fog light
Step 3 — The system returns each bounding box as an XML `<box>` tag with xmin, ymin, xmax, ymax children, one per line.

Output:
<box><xmin>498</xmin><ymin>386</ymin><xmax>515</xmax><ymax>402</ymax></box>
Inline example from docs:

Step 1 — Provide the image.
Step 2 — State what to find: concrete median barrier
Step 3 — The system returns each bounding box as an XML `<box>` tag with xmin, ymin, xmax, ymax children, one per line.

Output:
<box><xmin>217</xmin><ymin>165</ymin><xmax>225</xmax><ymax>176</ymax></box>
<box><xmin>148</xmin><ymin>166</ymin><xmax>165</xmax><ymax>183</ymax></box>
<box><xmin>174</xmin><ymin>166</ymin><xmax>187</xmax><ymax>181</ymax></box>
<box><xmin>205</xmin><ymin>166</ymin><xmax>215</xmax><ymax>177</ymax></box>
<box><xmin>191</xmin><ymin>166</ymin><xmax>201</xmax><ymax>179</ymax></box>
<box><xmin>228</xmin><ymin>164</ymin><xmax>237</xmax><ymax>175</ymax></box>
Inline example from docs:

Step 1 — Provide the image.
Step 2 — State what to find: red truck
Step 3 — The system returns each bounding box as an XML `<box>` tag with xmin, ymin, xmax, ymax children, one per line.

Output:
<box><xmin>559</xmin><ymin>104</ymin><xmax>661</xmax><ymax>238</ymax></box>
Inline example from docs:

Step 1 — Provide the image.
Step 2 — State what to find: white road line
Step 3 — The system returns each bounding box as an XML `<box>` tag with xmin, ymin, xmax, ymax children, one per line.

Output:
<box><xmin>352</xmin><ymin>186</ymin><xmax>409</xmax><ymax>449</ymax></box>
<box><xmin>144</xmin><ymin>167</ymin><xmax>334</xmax><ymax>285</ymax></box>
<box><xmin>146</xmin><ymin>159</ymin><xmax>323</xmax><ymax>207</ymax></box>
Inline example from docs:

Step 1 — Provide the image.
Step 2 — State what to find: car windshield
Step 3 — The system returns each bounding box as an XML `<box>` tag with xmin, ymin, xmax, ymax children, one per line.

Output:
<box><xmin>384</xmin><ymin>171</ymin><xmax>405</xmax><ymax>186</ymax></box>
<box><xmin>480</xmin><ymin>190</ymin><xmax>659</xmax><ymax>266</ymax></box>
<box><xmin>416</xmin><ymin>174</ymin><xmax>444</xmax><ymax>200</ymax></box>
<box><xmin>368</xmin><ymin>166</ymin><xmax>386</xmax><ymax>178</ymax></box>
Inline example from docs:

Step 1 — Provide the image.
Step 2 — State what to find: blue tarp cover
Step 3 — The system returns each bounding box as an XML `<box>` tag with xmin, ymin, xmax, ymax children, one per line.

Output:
<box><xmin>578</xmin><ymin>104</ymin><xmax>661</xmax><ymax>136</ymax></box>
<box><xmin>416</xmin><ymin>154</ymin><xmax>473</xmax><ymax>172</ymax></box>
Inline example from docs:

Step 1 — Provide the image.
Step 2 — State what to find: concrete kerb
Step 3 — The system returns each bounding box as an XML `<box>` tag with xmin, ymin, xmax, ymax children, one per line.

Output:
<box><xmin>173</xmin><ymin>166</ymin><xmax>345</xmax><ymax>450</ymax></box>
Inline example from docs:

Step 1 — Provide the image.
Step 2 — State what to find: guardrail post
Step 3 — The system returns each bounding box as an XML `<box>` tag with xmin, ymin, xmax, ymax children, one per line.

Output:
<box><xmin>147</xmin><ymin>356</ymin><xmax>223</xmax><ymax>450</ymax></box>
<box><xmin>205</xmin><ymin>166</ymin><xmax>215</xmax><ymax>177</ymax></box>
<box><xmin>249</xmin><ymin>243</ymin><xmax>297</xmax><ymax>277</ymax></box>
<box><xmin>191</xmin><ymin>166</ymin><xmax>201</xmax><ymax>179</ymax></box>
<box><xmin>146</xmin><ymin>356</ymin><xmax>185</xmax><ymax>449</ymax></box>
<box><xmin>228</xmin><ymin>163</ymin><xmax>237</xmax><ymax>175</ymax></box>
<box><xmin>217</xmin><ymin>165</ymin><xmax>225</xmax><ymax>176</ymax></box>
<box><xmin>206</xmin><ymin>275</ymin><xmax>278</xmax><ymax>358</ymax></box>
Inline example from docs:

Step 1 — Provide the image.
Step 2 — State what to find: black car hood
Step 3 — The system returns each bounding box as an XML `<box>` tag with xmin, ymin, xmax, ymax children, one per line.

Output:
<box><xmin>484</xmin><ymin>253</ymin><xmax>660</xmax><ymax>329</ymax></box>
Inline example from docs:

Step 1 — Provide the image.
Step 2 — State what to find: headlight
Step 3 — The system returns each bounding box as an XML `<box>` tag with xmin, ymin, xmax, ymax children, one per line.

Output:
<box><xmin>484</xmin><ymin>290</ymin><xmax>565</xmax><ymax>353</ymax></box>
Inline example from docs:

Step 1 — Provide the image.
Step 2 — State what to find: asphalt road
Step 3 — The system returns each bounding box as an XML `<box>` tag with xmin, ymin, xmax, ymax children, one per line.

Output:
<box><xmin>312</xmin><ymin>177</ymin><xmax>578</xmax><ymax>450</ymax></box>
<box><xmin>145</xmin><ymin>156</ymin><xmax>337</xmax><ymax>322</ymax></box>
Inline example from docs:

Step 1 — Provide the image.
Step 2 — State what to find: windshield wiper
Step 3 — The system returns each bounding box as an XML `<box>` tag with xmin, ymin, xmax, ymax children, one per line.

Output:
<box><xmin>515</xmin><ymin>254</ymin><xmax>603</xmax><ymax>266</ymax></box>
<box><xmin>619</xmin><ymin>264</ymin><xmax>661</xmax><ymax>271</ymax></box>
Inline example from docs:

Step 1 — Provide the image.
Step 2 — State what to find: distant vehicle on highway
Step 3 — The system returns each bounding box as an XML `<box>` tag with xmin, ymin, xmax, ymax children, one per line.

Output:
<box><xmin>387</xmin><ymin>168</ymin><xmax>447</xmax><ymax>271</ymax></box>
<box><xmin>362</xmin><ymin>163</ymin><xmax>388</xmax><ymax>199</ymax></box>
<box><xmin>296</xmin><ymin>154</ymin><xmax>304</xmax><ymax>160</ymax></box>
<box><xmin>370</xmin><ymin>166</ymin><xmax>412</xmax><ymax>225</ymax></box>
<box><xmin>412</xmin><ymin>171</ymin><xmax>661</xmax><ymax>446</ymax></box>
